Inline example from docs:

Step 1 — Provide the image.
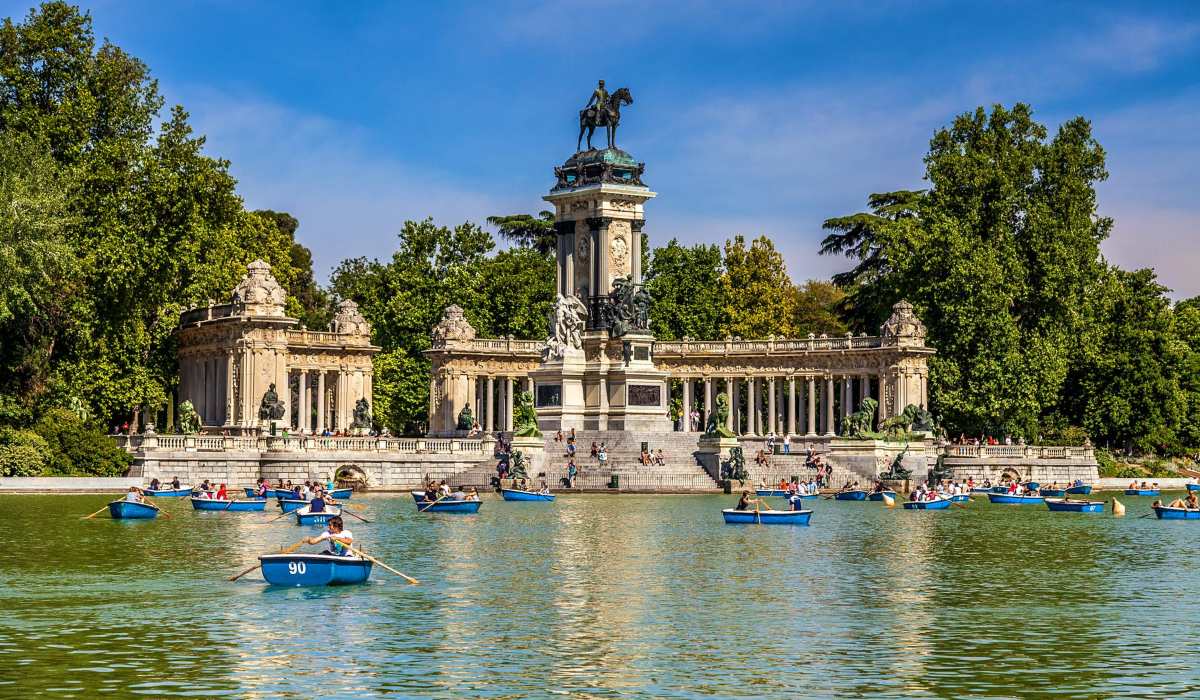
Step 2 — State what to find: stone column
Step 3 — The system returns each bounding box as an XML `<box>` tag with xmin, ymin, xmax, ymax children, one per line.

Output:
<box><xmin>682</xmin><ymin>378</ymin><xmax>692</xmax><ymax>432</ymax></box>
<box><xmin>807</xmin><ymin>377</ymin><xmax>817</xmax><ymax>436</ymax></box>
<box><xmin>486</xmin><ymin>376</ymin><xmax>495</xmax><ymax>433</ymax></box>
<box><xmin>223</xmin><ymin>352</ymin><xmax>234</xmax><ymax>426</ymax></box>
<box><xmin>746</xmin><ymin>377</ymin><xmax>756</xmax><ymax>436</ymax></box>
<box><xmin>631</xmin><ymin>220</ymin><xmax>644</xmax><ymax>284</ymax></box>
<box><xmin>704</xmin><ymin>378</ymin><xmax>713</xmax><ymax>427</ymax></box>
<box><xmin>505</xmin><ymin>377</ymin><xmax>515</xmax><ymax>432</ymax></box>
<box><xmin>767</xmin><ymin>378</ymin><xmax>776</xmax><ymax>436</ymax></box>
<box><xmin>725</xmin><ymin>377</ymin><xmax>735</xmax><ymax>432</ymax></box>
<box><xmin>787</xmin><ymin>377</ymin><xmax>796</xmax><ymax>436</ymax></box>
<box><xmin>297</xmin><ymin>370</ymin><xmax>308</xmax><ymax>432</ymax></box>
<box><xmin>590</xmin><ymin>217</ymin><xmax>612</xmax><ymax>296</ymax></box>
<box><xmin>825</xmin><ymin>376</ymin><xmax>836</xmax><ymax>436</ymax></box>
<box><xmin>316</xmin><ymin>371</ymin><xmax>326</xmax><ymax>434</ymax></box>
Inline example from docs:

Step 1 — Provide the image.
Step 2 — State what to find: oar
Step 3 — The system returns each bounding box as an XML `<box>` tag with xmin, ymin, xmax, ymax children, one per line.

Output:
<box><xmin>418</xmin><ymin>495</ymin><xmax>447</xmax><ymax>513</ymax></box>
<box><xmin>228</xmin><ymin>539</ymin><xmax>308</xmax><ymax>581</ymax></box>
<box><xmin>81</xmin><ymin>503</ymin><xmax>113</xmax><ymax>519</ymax></box>
<box><xmin>265</xmin><ymin>509</ymin><xmax>293</xmax><ymax>524</ymax></box>
<box><xmin>143</xmin><ymin>498</ymin><xmax>172</xmax><ymax>519</ymax></box>
<box><xmin>346</xmin><ymin>546</ymin><xmax>419</xmax><ymax>584</ymax></box>
<box><xmin>338</xmin><ymin>507</ymin><xmax>372</xmax><ymax>524</ymax></box>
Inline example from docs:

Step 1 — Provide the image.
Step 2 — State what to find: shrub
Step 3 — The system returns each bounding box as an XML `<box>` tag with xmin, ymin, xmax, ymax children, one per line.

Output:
<box><xmin>1095</xmin><ymin>448</ymin><xmax>1119</xmax><ymax>477</ymax></box>
<box><xmin>0</xmin><ymin>428</ymin><xmax>51</xmax><ymax>476</ymax></box>
<box><xmin>33</xmin><ymin>408</ymin><xmax>132</xmax><ymax>476</ymax></box>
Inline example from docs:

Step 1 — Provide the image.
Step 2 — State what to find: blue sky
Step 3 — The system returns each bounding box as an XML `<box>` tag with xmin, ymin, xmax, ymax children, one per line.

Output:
<box><xmin>17</xmin><ymin>1</ymin><xmax>1200</xmax><ymax>296</ymax></box>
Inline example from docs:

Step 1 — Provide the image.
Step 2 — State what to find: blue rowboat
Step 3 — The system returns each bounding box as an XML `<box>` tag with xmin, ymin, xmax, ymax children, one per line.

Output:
<box><xmin>108</xmin><ymin>499</ymin><xmax>159</xmax><ymax>519</ymax></box>
<box><xmin>987</xmin><ymin>493</ymin><xmax>1045</xmax><ymax>505</ymax></box>
<box><xmin>295</xmin><ymin>507</ymin><xmax>341</xmax><ymax>526</ymax></box>
<box><xmin>1040</xmin><ymin>489</ymin><xmax>1066</xmax><ymax>497</ymax></box>
<box><xmin>1124</xmin><ymin>489</ymin><xmax>1160</xmax><ymax>497</ymax></box>
<box><xmin>1065</xmin><ymin>485</ymin><xmax>1093</xmax><ymax>495</ymax></box>
<box><xmin>327</xmin><ymin>488</ymin><xmax>353</xmax><ymax>500</ymax></box>
<box><xmin>722</xmin><ymin>508</ymin><xmax>812</xmax><ymax>524</ymax></box>
<box><xmin>1153</xmin><ymin>505</ymin><xmax>1200</xmax><ymax>520</ymax></box>
<box><xmin>756</xmin><ymin>489</ymin><xmax>791</xmax><ymax>497</ymax></box>
<box><xmin>190</xmin><ymin>498</ymin><xmax>267</xmax><ymax>512</ymax></box>
<box><xmin>1025</xmin><ymin>482</ymin><xmax>1040</xmax><ymax>491</ymax></box>
<box><xmin>970</xmin><ymin>487</ymin><xmax>991</xmax><ymax>494</ymax></box>
<box><xmin>1187</xmin><ymin>484</ymin><xmax>1200</xmax><ymax>492</ymax></box>
<box><xmin>144</xmin><ymin>487</ymin><xmax>192</xmax><ymax>497</ymax></box>
<box><xmin>902</xmin><ymin>498</ymin><xmax>952</xmax><ymax>510</ymax></box>
<box><xmin>990</xmin><ymin>486</ymin><xmax>1010</xmax><ymax>494</ymax></box>
<box><xmin>244</xmin><ymin>487</ymin><xmax>282</xmax><ymax>499</ymax></box>
<box><xmin>411</xmin><ymin>492</ymin><xmax>482</xmax><ymax>513</ymax></box>
<box><xmin>868</xmin><ymin>490</ymin><xmax>898</xmax><ymax>501</ymax></box>
<box><xmin>500</xmin><ymin>488</ymin><xmax>555</xmax><ymax>502</ymax></box>
<box><xmin>949</xmin><ymin>494</ymin><xmax>971</xmax><ymax>503</ymax></box>
<box><xmin>1045</xmin><ymin>498</ymin><xmax>1105</xmax><ymax>513</ymax></box>
<box><xmin>278</xmin><ymin>499</ymin><xmax>309</xmax><ymax>513</ymax></box>
<box><xmin>834</xmin><ymin>490</ymin><xmax>867</xmax><ymax>501</ymax></box>
<box><xmin>258</xmin><ymin>554</ymin><xmax>372</xmax><ymax>586</ymax></box>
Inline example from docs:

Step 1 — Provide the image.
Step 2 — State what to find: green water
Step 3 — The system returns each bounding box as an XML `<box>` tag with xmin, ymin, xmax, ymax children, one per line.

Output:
<box><xmin>0</xmin><ymin>493</ymin><xmax>1196</xmax><ymax>698</ymax></box>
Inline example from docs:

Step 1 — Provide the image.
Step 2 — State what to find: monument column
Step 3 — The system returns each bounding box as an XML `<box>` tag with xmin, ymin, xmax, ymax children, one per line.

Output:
<box><xmin>807</xmin><ymin>377</ymin><xmax>817</xmax><ymax>436</ymax></box>
<box><xmin>505</xmin><ymin>377</ymin><xmax>515</xmax><ymax>432</ymax></box>
<box><xmin>486</xmin><ymin>376</ymin><xmax>495</xmax><ymax>433</ymax></box>
<box><xmin>589</xmin><ymin>217</ymin><xmax>612</xmax><ymax>296</ymax></box>
<box><xmin>746</xmin><ymin>377</ymin><xmax>756</xmax><ymax>436</ymax></box>
<box><xmin>787</xmin><ymin>377</ymin><xmax>796</xmax><ymax>436</ymax></box>
<box><xmin>825</xmin><ymin>376</ymin><xmax>836</xmax><ymax>436</ymax></box>
<box><xmin>224</xmin><ymin>351</ymin><xmax>235</xmax><ymax>426</ymax></box>
<box><xmin>631</xmin><ymin>220</ymin><xmax>644</xmax><ymax>283</ymax></box>
<box><xmin>725</xmin><ymin>377</ymin><xmax>735</xmax><ymax>432</ymax></box>
<box><xmin>767</xmin><ymin>378</ymin><xmax>776</xmax><ymax>436</ymax></box>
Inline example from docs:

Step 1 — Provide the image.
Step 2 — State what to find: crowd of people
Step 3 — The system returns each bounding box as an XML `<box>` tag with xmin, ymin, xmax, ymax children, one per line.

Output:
<box><xmin>418</xmin><ymin>479</ymin><xmax>481</xmax><ymax>502</ymax></box>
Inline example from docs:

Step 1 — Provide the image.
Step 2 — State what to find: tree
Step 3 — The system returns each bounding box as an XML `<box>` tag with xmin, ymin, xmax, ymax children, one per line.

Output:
<box><xmin>720</xmin><ymin>235</ymin><xmax>798</xmax><ymax>338</ymax></box>
<box><xmin>255</xmin><ymin>210</ymin><xmax>333</xmax><ymax>329</ymax></box>
<box><xmin>643</xmin><ymin>239</ymin><xmax>727</xmax><ymax>340</ymax></box>
<box><xmin>793</xmin><ymin>280</ymin><xmax>848</xmax><ymax>336</ymax></box>
<box><xmin>486</xmin><ymin>211</ymin><xmax>556</xmax><ymax>256</ymax></box>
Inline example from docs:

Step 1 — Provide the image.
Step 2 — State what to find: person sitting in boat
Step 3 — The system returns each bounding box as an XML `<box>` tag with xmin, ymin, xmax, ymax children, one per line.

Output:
<box><xmin>199</xmin><ymin>479</ymin><xmax>212</xmax><ymax>493</ymax></box>
<box><xmin>171</xmin><ymin>476</ymin><xmax>181</xmax><ymax>489</ymax></box>
<box><xmin>1074</xmin><ymin>478</ymin><xmax>1085</xmax><ymax>487</ymax></box>
<box><xmin>215</xmin><ymin>483</ymin><xmax>228</xmax><ymax>500</ymax></box>
<box><xmin>309</xmin><ymin>492</ymin><xmax>327</xmax><ymax>513</ymax></box>
<box><xmin>303</xmin><ymin>516</ymin><xmax>353</xmax><ymax>556</ymax></box>
<box><xmin>255</xmin><ymin>478</ymin><xmax>268</xmax><ymax>498</ymax></box>
<box><xmin>1166</xmin><ymin>492</ymin><xmax>1199</xmax><ymax>510</ymax></box>
<box><xmin>466</xmin><ymin>487</ymin><xmax>481</xmax><ymax>501</ymax></box>
<box><xmin>149</xmin><ymin>478</ymin><xmax>161</xmax><ymax>491</ymax></box>
<box><xmin>125</xmin><ymin>486</ymin><xmax>144</xmax><ymax>503</ymax></box>
<box><xmin>982</xmin><ymin>478</ymin><xmax>991</xmax><ymax>488</ymax></box>
<box><xmin>735</xmin><ymin>490</ymin><xmax>763</xmax><ymax>511</ymax></box>
<box><xmin>787</xmin><ymin>493</ymin><xmax>804</xmax><ymax>511</ymax></box>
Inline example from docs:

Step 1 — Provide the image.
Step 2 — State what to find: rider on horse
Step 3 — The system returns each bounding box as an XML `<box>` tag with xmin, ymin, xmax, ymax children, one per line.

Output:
<box><xmin>583</xmin><ymin>80</ymin><xmax>610</xmax><ymax>126</ymax></box>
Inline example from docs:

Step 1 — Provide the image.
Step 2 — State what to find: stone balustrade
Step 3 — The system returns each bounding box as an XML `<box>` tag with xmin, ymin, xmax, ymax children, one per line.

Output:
<box><xmin>942</xmin><ymin>444</ymin><xmax>1094</xmax><ymax>460</ymax></box>
<box><xmin>113</xmin><ymin>434</ymin><xmax>491</xmax><ymax>456</ymax></box>
<box><xmin>654</xmin><ymin>333</ymin><xmax>881</xmax><ymax>355</ymax></box>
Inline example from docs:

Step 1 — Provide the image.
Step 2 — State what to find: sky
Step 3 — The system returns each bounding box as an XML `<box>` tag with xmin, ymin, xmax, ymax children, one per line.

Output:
<box><xmin>13</xmin><ymin>1</ymin><xmax>1200</xmax><ymax>296</ymax></box>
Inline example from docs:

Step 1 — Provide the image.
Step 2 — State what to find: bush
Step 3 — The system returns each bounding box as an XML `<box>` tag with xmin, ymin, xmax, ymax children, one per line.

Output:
<box><xmin>0</xmin><ymin>427</ymin><xmax>51</xmax><ymax>476</ymax></box>
<box><xmin>33</xmin><ymin>408</ymin><xmax>132</xmax><ymax>476</ymax></box>
<box><xmin>1095</xmin><ymin>448</ymin><xmax>1119</xmax><ymax>477</ymax></box>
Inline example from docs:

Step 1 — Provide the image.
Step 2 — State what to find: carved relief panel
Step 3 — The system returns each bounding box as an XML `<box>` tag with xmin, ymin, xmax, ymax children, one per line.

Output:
<box><xmin>609</xmin><ymin>220</ymin><xmax>631</xmax><ymax>278</ymax></box>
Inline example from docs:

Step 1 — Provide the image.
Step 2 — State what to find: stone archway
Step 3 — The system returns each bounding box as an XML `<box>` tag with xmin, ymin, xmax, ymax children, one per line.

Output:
<box><xmin>335</xmin><ymin>465</ymin><xmax>368</xmax><ymax>490</ymax></box>
<box><xmin>1000</xmin><ymin>468</ymin><xmax>1022</xmax><ymax>483</ymax></box>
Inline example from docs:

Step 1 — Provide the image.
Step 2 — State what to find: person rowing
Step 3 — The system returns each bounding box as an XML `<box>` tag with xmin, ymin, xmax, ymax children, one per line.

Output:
<box><xmin>301</xmin><ymin>516</ymin><xmax>354</xmax><ymax>556</ymax></box>
<box><xmin>171</xmin><ymin>476</ymin><xmax>181</xmax><ymax>489</ymax></box>
<box><xmin>124</xmin><ymin>486</ymin><xmax>145</xmax><ymax>503</ymax></box>
<box><xmin>735</xmin><ymin>490</ymin><xmax>764</xmax><ymax>511</ymax></box>
<box><xmin>149</xmin><ymin>478</ymin><xmax>161</xmax><ymax>491</ymax></box>
<box><xmin>1167</xmin><ymin>492</ymin><xmax>1200</xmax><ymax>510</ymax></box>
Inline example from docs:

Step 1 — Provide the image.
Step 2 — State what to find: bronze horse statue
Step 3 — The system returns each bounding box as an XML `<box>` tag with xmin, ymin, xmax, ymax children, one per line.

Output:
<box><xmin>577</xmin><ymin>87</ymin><xmax>633</xmax><ymax>152</ymax></box>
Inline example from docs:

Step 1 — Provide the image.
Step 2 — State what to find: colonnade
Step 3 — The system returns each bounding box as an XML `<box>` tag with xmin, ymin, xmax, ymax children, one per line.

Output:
<box><xmin>287</xmin><ymin>367</ymin><xmax>372</xmax><ymax>434</ymax></box>
<box><xmin>179</xmin><ymin>350</ymin><xmax>234</xmax><ymax>427</ymax></box>
<box><xmin>471</xmin><ymin>375</ymin><xmax>532</xmax><ymax>433</ymax></box>
<box><xmin>673</xmin><ymin>373</ymin><xmax>877</xmax><ymax>436</ymax></box>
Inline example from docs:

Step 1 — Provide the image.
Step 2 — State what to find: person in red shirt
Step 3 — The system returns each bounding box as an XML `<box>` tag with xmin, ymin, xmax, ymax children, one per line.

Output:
<box><xmin>215</xmin><ymin>483</ymin><xmax>228</xmax><ymax>500</ymax></box>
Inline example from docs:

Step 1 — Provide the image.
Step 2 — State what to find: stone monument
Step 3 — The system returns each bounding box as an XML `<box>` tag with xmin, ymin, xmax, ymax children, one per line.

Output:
<box><xmin>531</xmin><ymin>80</ymin><xmax>669</xmax><ymax>432</ymax></box>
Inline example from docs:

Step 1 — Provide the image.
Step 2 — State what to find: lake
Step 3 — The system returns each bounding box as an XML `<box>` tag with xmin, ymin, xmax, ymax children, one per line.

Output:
<box><xmin>0</xmin><ymin>492</ymin><xmax>1196</xmax><ymax>698</ymax></box>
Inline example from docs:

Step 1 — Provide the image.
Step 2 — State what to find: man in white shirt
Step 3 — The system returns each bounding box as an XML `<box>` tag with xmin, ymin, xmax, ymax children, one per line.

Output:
<box><xmin>305</xmin><ymin>516</ymin><xmax>353</xmax><ymax>556</ymax></box>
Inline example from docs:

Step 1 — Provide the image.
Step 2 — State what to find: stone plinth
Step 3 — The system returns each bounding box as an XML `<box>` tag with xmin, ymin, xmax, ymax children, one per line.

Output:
<box><xmin>697</xmin><ymin>435</ymin><xmax>741</xmax><ymax>482</ymax></box>
<box><xmin>826</xmin><ymin>438</ymin><xmax>934</xmax><ymax>483</ymax></box>
<box><xmin>509</xmin><ymin>435</ymin><xmax>547</xmax><ymax>480</ymax></box>
<box><xmin>530</xmin><ymin>348</ymin><xmax>587</xmax><ymax>432</ymax></box>
<box><xmin>601</xmin><ymin>332</ymin><xmax>671</xmax><ymax>432</ymax></box>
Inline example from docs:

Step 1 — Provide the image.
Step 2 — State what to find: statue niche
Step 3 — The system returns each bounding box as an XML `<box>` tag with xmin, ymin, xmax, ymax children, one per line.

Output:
<box><xmin>258</xmin><ymin>383</ymin><xmax>286</xmax><ymax>421</ymax></box>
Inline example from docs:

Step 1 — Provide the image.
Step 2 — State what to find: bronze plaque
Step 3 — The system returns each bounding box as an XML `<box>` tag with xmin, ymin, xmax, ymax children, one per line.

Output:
<box><xmin>628</xmin><ymin>384</ymin><xmax>661</xmax><ymax>407</ymax></box>
<box><xmin>536</xmin><ymin>384</ymin><xmax>562</xmax><ymax>407</ymax></box>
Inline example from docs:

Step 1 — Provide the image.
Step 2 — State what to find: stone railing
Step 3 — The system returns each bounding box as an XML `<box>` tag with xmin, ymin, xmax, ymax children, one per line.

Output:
<box><xmin>114</xmin><ymin>434</ymin><xmax>491</xmax><ymax>456</ymax></box>
<box><xmin>431</xmin><ymin>337</ymin><xmax>544</xmax><ymax>354</ymax></box>
<box><xmin>943</xmin><ymin>444</ymin><xmax>1095</xmax><ymax>460</ymax></box>
<box><xmin>286</xmin><ymin>329</ymin><xmax>372</xmax><ymax>347</ymax></box>
<box><xmin>653</xmin><ymin>334</ymin><xmax>882</xmax><ymax>355</ymax></box>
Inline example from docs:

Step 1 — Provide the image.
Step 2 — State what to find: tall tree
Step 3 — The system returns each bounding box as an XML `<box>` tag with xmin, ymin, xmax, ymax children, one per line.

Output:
<box><xmin>255</xmin><ymin>209</ymin><xmax>332</xmax><ymax>329</ymax></box>
<box><xmin>486</xmin><ymin>211</ymin><xmax>556</xmax><ymax>256</ymax></box>
<box><xmin>793</xmin><ymin>280</ymin><xmax>848</xmax><ymax>336</ymax></box>
<box><xmin>720</xmin><ymin>235</ymin><xmax>798</xmax><ymax>338</ymax></box>
<box><xmin>643</xmin><ymin>239</ymin><xmax>727</xmax><ymax>340</ymax></box>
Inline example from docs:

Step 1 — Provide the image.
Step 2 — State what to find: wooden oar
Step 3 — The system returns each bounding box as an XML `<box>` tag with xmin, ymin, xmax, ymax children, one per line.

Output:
<box><xmin>143</xmin><ymin>498</ymin><xmax>171</xmax><ymax>518</ymax></box>
<box><xmin>418</xmin><ymin>494</ymin><xmax>447</xmax><ymax>513</ymax></box>
<box><xmin>346</xmin><ymin>546</ymin><xmax>418</xmax><ymax>584</ymax></box>
<box><xmin>228</xmin><ymin>539</ymin><xmax>307</xmax><ymax>581</ymax></box>
<box><xmin>265</xmin><ymin>509</ymin><xmax>293</xmax><ymax>524</ymax></box>
<box><xmin>81</xmin><ymin>503</ymin><xmax>113</xmax><ymax>519</ymax></box>
<box><xmin>754</xmin><ymin>501</ymin><xmax>761</xmax><ymax>525</ymax></box>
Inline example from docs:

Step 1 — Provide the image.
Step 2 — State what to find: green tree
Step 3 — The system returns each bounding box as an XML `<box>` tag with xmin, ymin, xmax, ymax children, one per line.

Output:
<box><xmin>720</xmin><ymin>235</ymin><xmax>798</xmax><ymax>338</ymax></box>
<box><xmin>643</xmin><ymin>239</ymin><xmax>727</xmax><ymax>340</ymax></box>
<box><xmin>255</xmin><ymin>209</ymin><xmax>333</xmax><ymax>328</ymax></box>
<box><xmin>486</xmin><ymin>211</ymin><xmax>556</xmax><ymax>256</ymax></box>
<box><xmin>793</xmin><ymin>280</ymin><xmax>848</xmax><ymax>336</ymax></box>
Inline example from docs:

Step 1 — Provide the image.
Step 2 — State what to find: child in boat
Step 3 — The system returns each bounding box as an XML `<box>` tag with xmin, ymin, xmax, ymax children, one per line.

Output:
<box><xmin>124</xmin><ymin>486</ymin><xmax>144</xmax><ymax>503</ymax></box>
<box><xmin>466</xmin><ymin>487</ymin><xmax>480</xmax><ymax>501</ymax></box>
<box><xmin>304</xmin><ymin>516</ymin><xmax>353</xmax><ymax>556</ymax></box>
<box><xmin>215</xmin><ymin>483</ymin><xmax>228</xmax><ymax>500</ymax></box>
<box><xmin>309</xmin><ymin>493</ymin><xmax>326</xmax><ymax>513</ymax></box>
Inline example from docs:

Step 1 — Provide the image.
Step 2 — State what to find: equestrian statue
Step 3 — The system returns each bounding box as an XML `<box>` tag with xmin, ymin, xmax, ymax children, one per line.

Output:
<box><xmin>577</xmin><ymin>79</ymin><xmax>634</xmax><ymax>152</ymax></box>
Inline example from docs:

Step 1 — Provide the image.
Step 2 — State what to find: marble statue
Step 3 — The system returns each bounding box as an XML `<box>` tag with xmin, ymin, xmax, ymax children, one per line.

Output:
<box><xmin>545</xmin><ymin>293</ymin><xmax>588</xmax><ymax>361</ymax></box>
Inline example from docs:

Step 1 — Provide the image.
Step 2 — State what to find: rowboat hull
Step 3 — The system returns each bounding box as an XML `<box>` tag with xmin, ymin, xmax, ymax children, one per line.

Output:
<box><xmin>1124</xmin><ymin>489</ymin><xmax>1160</xmax><ymax>497</ymax></box>
<box><xmin>108</xmin><ymin>500</ymin><xmax>159</xmax><ymax>519</ymax></box>
<box><xmin>1045</xmin><ymin>498</ymin><xmax>1105</xmax><ymax>513</ymax></box>
<box><xmin>970</xmin><ymin>488</ymin><xmax>991</xmax><ymax>494</ymax></box>
<box><xmin>1065</xmin><ymin>485</ymin><xmax>1093</xmax><ymax>495</ymax></box>
<box><xmin>834</xmin><ymin>490</ymin><xmax>867</xmax><ymax>501</ymax></box>
<box><xmin>144</xmin><ymin>487</ymin><xmax>191</xmax><ymax>497</ymax></box>
<box><xmin>412</xmin><ymin>493</ymin><xmax>482</xmax><ymax>513</ymax></box>
<box><xmin>278</xmin><ymin>499</ymin><xmax>309</xmax><ymax>513</ymax></box>
<box><xmin>500</xmin><ymin>489</ymin><xmax>555</xmax><ymax>501</ymax></box>
<box><xmin>756</xmin><ymin>489</ymin><xmax>789</xmax><ymax>497</ymax></box>
<box><xmin>1025</xmin><ymin>482</ymin><xmax>1040</xmax><ymax>491</ymax></box>
<box><xmin>949</xmin><ymin>494</ymin><xmax>971</xmax><ymax>503</ymax></box>
<box><xmin>328</xmin><ymin>488</ymin><xmax>353</xmax><ymax>500</ymax></box>
<box><xmin>190</xmin><ymin>498</ymin><xmax>267</xmax><ymax>511</ymax></box>
<box><xmin>903</xmin><ymin>499</ymin><xmax>952</xmax><ymax>510</ymax></box>
<box><xmin>1153</xmin><ymin>505</ymin><xmax>1200</xmax><ymax>520</ymax></box>
<box><xmin>1187</xmin><ymin>484</ymin><xmax>1200</xmax><ymax>492</ymax></box>
<box><xmin>722</xmin><ymin>508</ymin><xmax>812</xmax><ymax>524</ymax></box>
<box><xmin>295</xmin><ymin>507</ymin><xmax>342</xmax><ymax>526</ymax></box>
<box><xmin>259</xmin><ymin>554</ymin><xmax>372</xmax><ymax>586</ymax></box>
<box><xmin>868</xmin><ymin>491</ymin><xmax>898</xmax><ymax>501</ymax></box>
<box><xmin>244</xmin><ymin>488</ymin><xmax>282</xmax><ymax>499</ymax></box>
<box><xmin>987</xmin><ymin>494</ymin><xmax>1045</xmax><ymax>505</ymax></box>
<box><xmin>1039</xmin><ymin>489</ymin><xmax>1066</xmax><ymax>497</ymax></box>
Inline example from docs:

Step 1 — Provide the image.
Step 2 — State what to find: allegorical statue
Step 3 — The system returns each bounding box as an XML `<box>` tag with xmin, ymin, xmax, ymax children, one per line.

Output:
<box><xmin>703</xmin><ymin>394</ymin><xmax>736</xmax><ymax>439</ymax></box>
<box><xmin>512</xmin><ymin>390</ymin><xmax>542</xmax><ymax>438</ymax></box>
<box><xmin>350</xmin><ymin>398</ymin><xmax>372</xmax><ymax>429</ymax></box>
<box><xmin>578</xmin><ymin>80</ymin><xmax>634</xmax><ymax>151</ymax></box>
<box><xmin>456</xmin><ymin>404</ymin><xmax>474</xmax><ymax>431</ymax></box>
<box><xmin>544</xmin><ymin>293</ymin><xmax>588</xmax><ymax>361</ymax></box>
<box><xmin>602</xmin><ymin>275</ymin><xmax>652</xmax><ymax>337</ymax></box>
<box><xmin>176</xmin><ymin>400</ymin><xmax>200</xmax><ymax>434</ymax></box>
<box><xmin>258</xmin><ymin>383</ymin><xmax>286</xmax><ymax>421</ymax></box>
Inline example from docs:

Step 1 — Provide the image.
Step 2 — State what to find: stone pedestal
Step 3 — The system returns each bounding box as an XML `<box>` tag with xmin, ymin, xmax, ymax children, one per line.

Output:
<box><xmin>826</xmin><ymin>438</ymin><xmax>932</xmax><ymax>483</ymax></box>
<box><xmin>530</xmin><ymin>348</ymin><xmax>587</xmax><ymax>432</ymax></box>
<box><xmin>697</xmin><ymin>435</ymin><xmax>741</xmax><ymax>482</ymax></box>
<box><xmin>510</xmin><ymin>435</ymin><xmax>547</xmax><ymax>480</ymax></box>
<box><xmin>603</xmin><ymin>333</ymin><xmax>671</xmax><ymax>432</ymax></box>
